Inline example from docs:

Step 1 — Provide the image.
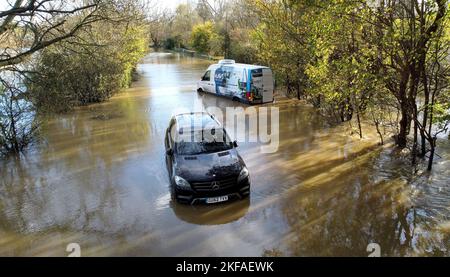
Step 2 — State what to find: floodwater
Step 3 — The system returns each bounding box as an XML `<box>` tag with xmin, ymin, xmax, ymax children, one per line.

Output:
<box><xmin>1</xmin><ymin>52</ymin><xmax>450</xmax><ymax>256</ymax></box>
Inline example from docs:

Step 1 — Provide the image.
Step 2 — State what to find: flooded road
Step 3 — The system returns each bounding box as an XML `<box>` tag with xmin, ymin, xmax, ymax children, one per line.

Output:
<box><xmin>1</xmin><ymin>52</ymin><xmax>450</xmax><ymax>256</ymax></box>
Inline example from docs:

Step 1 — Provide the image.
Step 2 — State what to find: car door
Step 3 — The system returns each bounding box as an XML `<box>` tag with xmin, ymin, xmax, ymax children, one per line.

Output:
<box><xmin>165</xmin><ymin>121</ymin><xmax>175</xmax><ymax>177</ymax></box>
<box><xmin>200</xmin><ymin>70</ymin><xmax>214</xmax><ymax>93</ymax></box>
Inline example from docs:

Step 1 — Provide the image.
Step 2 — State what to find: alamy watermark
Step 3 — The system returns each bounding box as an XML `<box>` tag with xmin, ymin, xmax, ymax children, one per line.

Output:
<box><xmin>170</xmin><ymin>98</ymin><xmax>279</xmax><ymax>154</ymax></box>
<box><xmin>66</xmin><ymin>243</ymin><xmax>81</xmax><ymax>257</ymax></box>
<box><xmin>367</xmin><ymin>243</ymin><xmax>381</xmax><ymax>257</ymax></box>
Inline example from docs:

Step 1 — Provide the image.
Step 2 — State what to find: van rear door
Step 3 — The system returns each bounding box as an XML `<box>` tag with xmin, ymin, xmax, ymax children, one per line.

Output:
<box><xmin>262</xmin><ymin>69</ymin><xmax>274</xmax><ymax>103</ymax></box>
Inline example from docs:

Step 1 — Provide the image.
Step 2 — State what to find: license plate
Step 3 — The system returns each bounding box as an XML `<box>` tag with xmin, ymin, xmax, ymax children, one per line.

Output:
<box><xmin>206</xmin><ymin>195</ymin><xmax>228</xmax><ymax>204</ymax></box>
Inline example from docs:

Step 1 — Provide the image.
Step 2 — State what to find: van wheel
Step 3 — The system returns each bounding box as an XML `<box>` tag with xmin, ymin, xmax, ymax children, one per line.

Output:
<box><xmin>197</xmin><ymin>88</ymin><xmax>204</xmax><ymax>94</ymax></box>
<box><xmin>232</xmin><ymin>97</ymin><xmax>239</xmax><ymax>102</ymax></box>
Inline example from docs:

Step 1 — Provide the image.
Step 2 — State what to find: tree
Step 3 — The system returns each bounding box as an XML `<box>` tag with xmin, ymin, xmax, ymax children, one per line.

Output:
<box><xmin>191</xmin><ymin>21</ymin><xmax>220</xmax><ymax>55</ymax></box>
<box><xmin>0</xmin><ymin>73</ymin><xmax>37</xmax><ymax>154</ymax></box>
<box><xmin>304</xmin><ymin>1</ymin><xmax>375</xmax><ymax>130</ymax></box>
<box><xmin>361</xmin><ymin>0</ymin><xmax>448</xmax><ymax>167</ymax></box>
<box><xmin>148</xmin><ymin>4</ymin><xmax>174</xmax><ymax>48</ymax></box>
<box><xmin>0</xmin><ymin>0</ymin><xmax>150</xmax><ymax>155</ymax></box>
<box><xmin>0</xmin><ymin>0</ymin><xmax>104</xmax><ymax>155</ymax></box>
<box><xmin>251</xmin><ymin>0</ymin><xmax>321</xmax><ymax>99</ymax></box>
<box><xmin>28</xmin><ymin>2</ymin><xmax>149</xmax><ymax>112</ymax></box>
<box><xmin>196</xmin><ymin>0</ymin><xmax>213</xmax><ymax>22</ymax></box>
<box><xmin>0</xmin><ymin>0</ymin><xmax>107</xmax><ymax>68</ymax></box>
<box><xmin>197</xmin><ymin>0</ymin><xmax>229</xmax><ymax>22</ymax></box>
<box><xmin>171</xmin><ymin>3</ymin><xmax>201</xmax><ymax>48</ymax></box>
<box><xmin>416</xmin><ymin>14</ymin><xmax>450</xmax><ymax>170</ymax></box>
<box><xmin>248</xmin><ymin>0</ymin><xmax>449</xmax><ymax>170</ymax></box>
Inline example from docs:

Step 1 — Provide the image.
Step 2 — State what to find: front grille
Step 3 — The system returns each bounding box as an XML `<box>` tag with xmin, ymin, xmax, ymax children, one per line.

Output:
<box><xmin>191</xmin><ymin>177</ymin><xmax>237</xmax><ymax>192</ymax></box>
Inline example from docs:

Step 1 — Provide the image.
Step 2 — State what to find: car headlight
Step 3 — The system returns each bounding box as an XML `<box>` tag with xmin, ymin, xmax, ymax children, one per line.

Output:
<box><xmin>238</xmin><ymin>167</ymin><xmax>249</xmax><ymax>183</ymax></box>
<box><xmin>174</xmin><ymin>176</ymin><xmax>191</xmax><ymax>190</ymax></box>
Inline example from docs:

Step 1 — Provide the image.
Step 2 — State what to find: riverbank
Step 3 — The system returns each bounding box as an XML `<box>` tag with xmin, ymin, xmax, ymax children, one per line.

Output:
<box><xmin>155</xmin><ymin>47</ymin><xmax>223</xmax><ymax>61</ymax></box>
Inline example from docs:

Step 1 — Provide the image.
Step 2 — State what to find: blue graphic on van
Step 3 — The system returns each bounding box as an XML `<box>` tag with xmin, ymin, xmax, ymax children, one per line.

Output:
<box><xmin>197</xmin><ymin>60</ymin><xmax>274</xmax><ymax>104</ymax></box>
<box><xmin>214</xmin><ymin>66</ymin><xmax>225</xmax><ymax>94</ymax></box>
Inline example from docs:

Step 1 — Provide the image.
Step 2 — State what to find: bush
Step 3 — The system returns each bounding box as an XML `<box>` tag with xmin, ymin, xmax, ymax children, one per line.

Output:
<box><xmin>228</xmin><ymin>29</ymin><xmax>258</xmax><ymax>64</ymax></box>
<box><xmin>164</xmin><ymin>37</ymin><xmax>178</xmax><ymax>50</ymax></box>
<box><xmin>229</xmin><ymin>43</ymin><xmax>258</xmax><ymax>64</ymax></box>
<box><xmin>190</xmin><ymin>21</ymin><xmax>223</xmax><ymax>55</ymax></box>
<box><xmin>29</xmin><ymin>22</ymin><xmax>148</xmax><ymax>113</ymax></box>
<box><xmin>0</xmin><ymin>78</ymin><xmax>38</xmax><ymax>155</ymax></box>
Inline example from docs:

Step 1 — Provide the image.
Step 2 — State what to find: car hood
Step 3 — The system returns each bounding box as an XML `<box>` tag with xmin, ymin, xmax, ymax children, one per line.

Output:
<box><xmin>174</xmin><ymin>149</ymin><xmax>244</xmax><ymax>182</ymax></box>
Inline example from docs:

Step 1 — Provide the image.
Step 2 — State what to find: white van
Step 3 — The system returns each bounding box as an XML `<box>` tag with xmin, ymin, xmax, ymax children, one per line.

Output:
<box><xmin>197</xmin><ymin>60</ymin><xmax>274</xmax><ymax>104</ymax></box>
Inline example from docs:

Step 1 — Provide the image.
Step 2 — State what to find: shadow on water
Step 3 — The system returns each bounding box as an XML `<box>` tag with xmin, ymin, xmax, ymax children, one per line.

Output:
<box><xmin>171</xmin><ymin>199</ymin><xmax>250</xmax><ymax>225</ymax></box>
<box><xmin>266</xmin><ymin>140</ymin><xmax>450</xmax><ymax>257</ymax></box>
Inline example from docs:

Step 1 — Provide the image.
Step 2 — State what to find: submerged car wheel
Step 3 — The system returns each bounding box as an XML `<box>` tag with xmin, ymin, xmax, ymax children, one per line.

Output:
<box><xmin>170</xmin><ymin>185</ymin><xmax>178</xmax><ymax>201</ymax></box>
<box><xmin>170</xmin><ymin>185</ymin><xmax>193</xmax><ymax>205</ymax></box>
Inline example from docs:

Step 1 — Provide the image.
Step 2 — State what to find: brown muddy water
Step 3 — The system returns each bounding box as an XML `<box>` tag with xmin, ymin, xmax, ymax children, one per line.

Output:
<box><xmin>1</xmin><ymin>52</ymin><xmax>450</xmax><ymax>256</ymax></box>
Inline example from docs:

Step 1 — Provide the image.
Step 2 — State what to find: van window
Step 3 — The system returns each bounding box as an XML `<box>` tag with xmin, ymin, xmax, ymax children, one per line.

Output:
<box><xmin>202</xmin><ymin>71</ymin><xmax>211</xmax><ymax>81</ymax></box>
<box><xmin>251</xmin><ymin>69</ymin><xmax>263</xmax><ymax>77</ymax></box>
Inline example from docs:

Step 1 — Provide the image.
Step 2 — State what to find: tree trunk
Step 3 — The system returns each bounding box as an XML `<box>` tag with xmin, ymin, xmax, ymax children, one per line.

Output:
<box><xmin>375</xmin><ymin>121</ymin><xmax>384</xmax><ymax>145</ymax></box>
<box><xmin>396</xmin><ymin>72</ymin><xmax>410</xmax><ymax>148</ymax></box>
<box><xmin>397</xmin><ymin>105</ymin><xmax>409</xmax><ymax>148</ymax></box>
<box><xmin>412</xmin><ymin>113</ymin><xmax>418</xmax><ymax>165</ymax></box>
<box><xmin>421</xmin><ymin>73</ymin><xmax>429</xmax><ymax>156</ymax></box>
<box><xmin>427</xmin><ymin>137</ymin><xmax>437</xmax><ymax>171</ymax></box>
<box><xmin>410</xmin><ymin>80</ymin><xmax>419</xmax><ymax>165</ymax></box>
<box><xmin>356</xmin><ymin>110</ymin><xmax>362</xmax><ymax>139</ymax></box>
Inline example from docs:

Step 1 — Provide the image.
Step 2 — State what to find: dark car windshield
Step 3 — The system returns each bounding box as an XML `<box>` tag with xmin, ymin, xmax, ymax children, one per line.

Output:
<box><xmin>175</xmin><ymin>128</ymin><xmax>232</xmax><ymax>155</ymax></box>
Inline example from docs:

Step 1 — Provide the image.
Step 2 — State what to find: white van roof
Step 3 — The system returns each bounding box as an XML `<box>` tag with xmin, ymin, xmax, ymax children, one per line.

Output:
<box><xmin>218</xmin><ymin>59</ymin><xmax>235</xmax><ymax>65</ymax></box>
<box><xmin>208</xmin><ymin>62</ymin><xmax>270</xmax><ymax>70</ymax></box>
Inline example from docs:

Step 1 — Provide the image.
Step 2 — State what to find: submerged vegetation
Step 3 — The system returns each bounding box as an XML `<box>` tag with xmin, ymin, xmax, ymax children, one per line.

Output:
<box><xmin>0</xmin><ymin>0</ymin><xmax>149</xmax><ymax>153</ymax></box>
<box><xmin>29</xmin><ymin>9</ymin><xmax>148</xmax><ymax>113</ymax></box>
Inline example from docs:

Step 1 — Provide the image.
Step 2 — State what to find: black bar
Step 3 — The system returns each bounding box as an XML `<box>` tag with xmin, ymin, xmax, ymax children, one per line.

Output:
<box><xmin>0</xmin><ymin>257</ymin><xmax>447</xmax><ymax>276</ymax></box>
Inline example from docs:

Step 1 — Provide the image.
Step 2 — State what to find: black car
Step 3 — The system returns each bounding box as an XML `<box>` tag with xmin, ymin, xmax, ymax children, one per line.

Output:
<box><xmin>164</xmin><ymin>112</ymin><xmax>250</xmax><ymax>204</ymax></box>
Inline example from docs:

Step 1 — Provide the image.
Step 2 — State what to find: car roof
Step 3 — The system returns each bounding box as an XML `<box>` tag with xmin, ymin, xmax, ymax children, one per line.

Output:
<box><xmin>173</xmin><ymin>112</ymin><xmax>221</xmax><ymax>132</ymax></box>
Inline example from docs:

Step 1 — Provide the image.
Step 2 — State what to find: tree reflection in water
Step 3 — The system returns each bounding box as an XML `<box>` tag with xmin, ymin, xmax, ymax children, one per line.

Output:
<box><xmin>277</xmin><ymin>143</ymin><xmax>450</xmax><ymax>256</ymax></box>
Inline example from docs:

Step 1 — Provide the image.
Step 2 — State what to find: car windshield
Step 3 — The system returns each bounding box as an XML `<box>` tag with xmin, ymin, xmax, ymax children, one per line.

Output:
<box><xmin>175</xmin><ymin>128</ymin><xmax>232</xmax><ymax>155</ymax></box>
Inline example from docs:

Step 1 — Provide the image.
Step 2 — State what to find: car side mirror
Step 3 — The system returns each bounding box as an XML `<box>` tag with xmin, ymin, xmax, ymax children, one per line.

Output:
<box><xmin>166</xmin><ymin>148</ymin><xmax>174</xmax><ymax>156</ymax></box>
<box><xmin>233</xmin><ymin>141</ymin><xmax>238</xmax><ymax>148</ymax></box>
